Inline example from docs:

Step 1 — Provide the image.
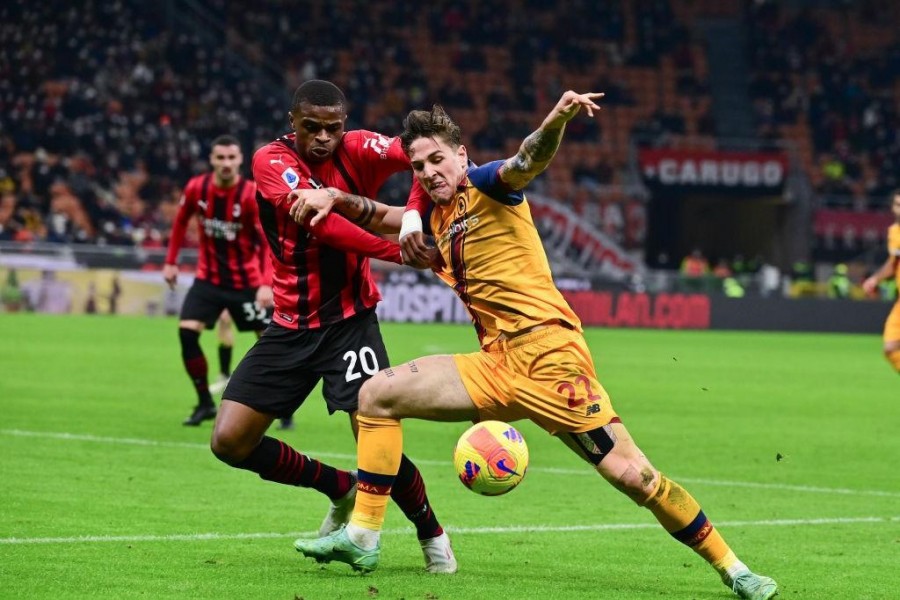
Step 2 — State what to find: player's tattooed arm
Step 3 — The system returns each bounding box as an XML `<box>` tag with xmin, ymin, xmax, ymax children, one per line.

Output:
<box><xmin>289</xmin><ymin>188</ymin><xmax>402</xmax><ymax>233</ymax></box>
<box><xmin>499</xmin><ymin>90</ymin><xmax>604</xmax><ymax>191</ymax></box>
<box><xmin>500</xmin><ymin>127</ymin><xmax>565</xmax><ymax>190</ymax></box>
<box><xmin>332</xmin><ymin>191</ymin><xmax>378</xmax><ymax>228</ymax></box>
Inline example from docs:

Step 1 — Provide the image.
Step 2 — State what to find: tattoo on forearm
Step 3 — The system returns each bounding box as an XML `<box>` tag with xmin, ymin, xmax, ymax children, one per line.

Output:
<box><xmin>345</xmin><ymin>194</ymin><xmax>376</xmax><ymax>227</ymax></box>
<box><xmin>407</xmin><ymin>360</ymin><xmax>419</xmax><ymax>373</ymax></box>
<box><xmin>384</xmin><ymin>368</ymin><xmax>395</xmax><ymax>378</ymax></box>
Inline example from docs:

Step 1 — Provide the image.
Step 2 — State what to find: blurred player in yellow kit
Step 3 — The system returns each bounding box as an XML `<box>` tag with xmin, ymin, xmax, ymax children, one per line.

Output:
<box><xmin>291</xmin><ymin>91</ymin><xmax>778</xmax><ymax>599</ymax></box>
<box><xmin>864</xmin><ymin>190</ymin><xmax>900</xmax><ymax>371</ymax></box>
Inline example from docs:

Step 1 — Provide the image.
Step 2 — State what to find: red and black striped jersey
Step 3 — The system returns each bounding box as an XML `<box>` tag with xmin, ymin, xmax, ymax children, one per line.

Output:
<box><xmin>165</xmin><ymin>174</ymin><xmax>272</xmax><ymax>290</ymax></box>
<box><xmin>252</xmin><ymin>130</ymin><xmax>424</xmax><ymax>330</ymax></box>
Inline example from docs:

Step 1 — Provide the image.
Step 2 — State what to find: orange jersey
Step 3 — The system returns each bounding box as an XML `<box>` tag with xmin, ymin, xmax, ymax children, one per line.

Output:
<box><xmin>429</xmin><ymin>161</ymin><xmax>581</xmax><ymax>346</ymax></box>
<box><xmin>889</xmin><ymin>223</ymin><xmax>900</xmax><ymax>289</ymax></box>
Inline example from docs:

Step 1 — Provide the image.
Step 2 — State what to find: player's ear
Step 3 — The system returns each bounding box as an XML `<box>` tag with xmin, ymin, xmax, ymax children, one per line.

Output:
<box><xmin>457</xmin><ymin>144</ymin><xmax>468</xmax><ymax>168</ymax></box>
<box><xmin>288</xmin><ymin>111</ymin><xmax>295</xmax><ymax>129</ymax></box>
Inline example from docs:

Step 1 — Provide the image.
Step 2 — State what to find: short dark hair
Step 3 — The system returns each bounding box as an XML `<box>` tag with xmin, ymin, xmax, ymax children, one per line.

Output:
<box><xmin>210</xmin><ymin>134</ymin><xmax>240</xmax><ymax>149</ymax></box>
<box><xmin>399</xmin><ymin>105</ymin><xmax>461</xmax><ymax>155</ymax></box>
<box><xmin>291</xmin><ymin>80</ymin><xmax>347</xmax><ymax>111</ymax></box>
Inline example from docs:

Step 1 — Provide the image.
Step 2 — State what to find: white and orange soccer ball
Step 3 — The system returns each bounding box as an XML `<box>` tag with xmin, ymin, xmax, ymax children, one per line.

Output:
<box><xmin>453</xmin><ymin>420</ymin><xmax>529</xmax><ymax>496</ymax></box>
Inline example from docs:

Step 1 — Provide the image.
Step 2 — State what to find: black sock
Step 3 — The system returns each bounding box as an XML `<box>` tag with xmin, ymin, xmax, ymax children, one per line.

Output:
<box><xmin>179</xmin><ymin>328</ymin><xmax>213</xmax><ymax>406</ymax></box>
<box><xmin>231</xmin><ymin>437</ymin><xmax>351</xmax><ymax>500</ymax></box>
<box><xmin>391</xmin><ymin>454</ymin><xmax>443</xmax><ymax>540</ymax></box>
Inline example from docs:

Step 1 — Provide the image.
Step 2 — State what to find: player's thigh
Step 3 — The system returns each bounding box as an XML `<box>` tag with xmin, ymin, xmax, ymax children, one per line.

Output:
<box><xmin>360</xmin><ymin>355</ymin><xmax>478</xmax><ymax>421</ymax></box>
<box><xmin>217</xmin><ymin>310</ymin><xmax>235</xmax><ymax>344</ymax></box>
<box><xmin>180</xmin><ymin>281</ymin><xmax>226</xmax><ymax>329</ymax></box>
<box><xmin>487</xmin><ymin>327</ymin><xmax>619</xmax><ymax>435</ymax></box>
<box><xmin>223</xmin><ymin>325</ymin><xmax>321</xmax><ymax>419</ymax></box>
<box><xmin>318</xmin><ymin>310</ymin><xmax>393</xmax><ymax>414</ymax></box>
<box><xmin>224</xmin><ymin>288</ymin><xmax>271</xmax><ymax>332</ymax></box>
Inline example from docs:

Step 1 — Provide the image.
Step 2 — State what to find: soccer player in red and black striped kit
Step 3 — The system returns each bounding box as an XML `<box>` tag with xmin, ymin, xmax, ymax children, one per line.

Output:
<box><xmin>164</xmin><ymin>135</ymin><xmax>275</xmax><ymax>427</ymax></box>
<box><xmin>209</xmin><ymin>81</ymin><xmax>456</xmax><ymax>573</ymax></box>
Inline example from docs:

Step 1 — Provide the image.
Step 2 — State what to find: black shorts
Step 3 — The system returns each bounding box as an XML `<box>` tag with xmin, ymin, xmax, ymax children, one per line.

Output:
<box><xmin>223</xmin><ymin>308</ymin><xmax>389</xmax><ymax>417</ymax></box>
<box><xmin>179</xmin><ymin>279</ymin><xmax>272</xmax><ymax>332</ymax></box>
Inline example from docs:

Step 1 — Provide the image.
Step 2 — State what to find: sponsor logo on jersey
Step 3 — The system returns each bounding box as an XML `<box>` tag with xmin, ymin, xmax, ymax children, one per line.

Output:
<box><xmin>281</xmin><ymin>167</ymin><xmax>300</xmax><ymax>189</ymax></box>
<box><xmin>201</xmin><ymin>217</ymin><xmax>242</xmax><ymax>241</ymax></box>
<box><xmin>437</xmin><ymin>215</ymin><xmax>480</xmax><ymax>246</ymax></box>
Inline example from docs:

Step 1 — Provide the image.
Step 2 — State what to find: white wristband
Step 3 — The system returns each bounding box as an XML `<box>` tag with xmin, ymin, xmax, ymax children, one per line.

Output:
<box><xmin>399</xmin><ymin>210</ymin><xmax>423</xmax><ymax>240</ymax></box>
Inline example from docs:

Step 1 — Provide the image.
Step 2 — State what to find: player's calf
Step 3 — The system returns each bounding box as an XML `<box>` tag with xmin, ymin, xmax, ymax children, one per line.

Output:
<box><xmin>565</xmin><ymin>423</ymin><xmax>660</xmax><ymax>504</ymax></box>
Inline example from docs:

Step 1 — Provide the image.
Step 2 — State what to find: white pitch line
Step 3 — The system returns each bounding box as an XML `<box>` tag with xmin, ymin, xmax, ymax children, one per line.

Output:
<box><xmin>3</xmin><ymin>429</ymin><xmax>900</xmax><ymax>499</ymax></box>
<box><xmin>1</xmin><ymin>516</ymin><xmax>898</xmax><ymax>546</ymax></box>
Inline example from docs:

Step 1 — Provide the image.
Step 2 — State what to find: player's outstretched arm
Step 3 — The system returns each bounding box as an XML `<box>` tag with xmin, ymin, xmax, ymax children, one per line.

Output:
<box><xmin>498</xmin><ymin>91</ymin><xmax>604</xmax><ymax>191</ymax></box>
<box><xmin>288</xmin><ymin>188</ymin><xmax>403</xmax><ymax>233</ymax></box>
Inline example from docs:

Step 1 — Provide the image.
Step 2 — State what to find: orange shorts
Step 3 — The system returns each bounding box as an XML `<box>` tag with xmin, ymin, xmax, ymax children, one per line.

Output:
<box><xmin>453</xmin><ymin>326</ymin><xmax>619</xmax><ymax>435</ymax></box>
<box><xmin>885</xmin><ymin>302</ymin><xmax>900</xmax><ymax>342</ymax></box>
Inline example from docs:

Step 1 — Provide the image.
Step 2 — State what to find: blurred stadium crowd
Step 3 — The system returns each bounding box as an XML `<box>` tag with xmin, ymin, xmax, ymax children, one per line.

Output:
<box><xmin>1</xmin><ymin>0</ymin><xmax>898</xmax><ymax>263</ymax></box>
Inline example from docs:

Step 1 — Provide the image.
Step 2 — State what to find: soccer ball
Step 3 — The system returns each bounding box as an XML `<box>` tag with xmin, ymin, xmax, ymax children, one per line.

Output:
<box><xmin>453</xmin><ymin>421</ymin><xmax>529</xmax><ymax>496</ymax></box>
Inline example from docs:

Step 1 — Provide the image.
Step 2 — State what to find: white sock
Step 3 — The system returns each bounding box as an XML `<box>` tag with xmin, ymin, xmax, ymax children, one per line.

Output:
<box><xmin>346</xmin><ymin>522</ymin><xmax>380</xmax><ymax>551</ymax></box>
<box><xmin>724</xmin><ymin>559</ymin><xmax>749</xmax><ymax>584</ymax></box>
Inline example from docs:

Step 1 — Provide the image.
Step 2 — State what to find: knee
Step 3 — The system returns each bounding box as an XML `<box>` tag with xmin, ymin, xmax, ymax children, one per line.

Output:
<box><xmin>358</xmin><ymin>375</ymin><xmax>394</xmax><ymax>418</ymax></box>
<box><xmin>610</xmin><ymin>463</ymin><xmax>660</xmax><ymax>505</ymax></box>
<box><xmin>210</xmin><ymin>424</ymin><xmax>249</xmax><ymax>465</ymax></box>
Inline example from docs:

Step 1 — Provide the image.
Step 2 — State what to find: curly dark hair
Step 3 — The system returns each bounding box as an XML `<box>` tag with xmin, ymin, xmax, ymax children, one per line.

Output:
<box><xmin>399</xmin><ymin>104</ymin><xmax>461</xmax><ymax>154</ymax></box>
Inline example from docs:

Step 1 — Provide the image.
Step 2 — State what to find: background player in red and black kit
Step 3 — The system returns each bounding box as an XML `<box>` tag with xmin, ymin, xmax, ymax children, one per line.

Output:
<box><xmin>209</xmin><ymin>81</ymin><xmax>456</xmax><ymax>573</ymax></box>
<box><xmin>164</xmin><ymin>135</ymin><xmax>275</xmax><ymax>426</ymax></box>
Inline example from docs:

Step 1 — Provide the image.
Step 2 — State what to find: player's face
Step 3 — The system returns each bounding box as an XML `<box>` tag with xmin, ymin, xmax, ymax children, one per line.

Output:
<box><xmin>407</xmin><ymin>136</ymin><xmax>468</xmax><ymax>206</ymax></box>
<box><xmin>892</xmin><ymin>194</ymin><xmax>900</xmax><ymax>223</ymax></box>
<box><xmin>290</xmin><ymin>102</ymin><xmax>346</xmax><ymax>164</ymax></box>
<box><xmin>209</xmin><ymin>144</ymin><xmax>242</xmax><ymax>185</ymax></box>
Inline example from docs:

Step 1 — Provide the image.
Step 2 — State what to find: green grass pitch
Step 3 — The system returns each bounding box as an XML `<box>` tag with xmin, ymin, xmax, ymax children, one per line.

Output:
<box><xmin>0</xmin><ymin>314</ymin><xmax>898</xmax><ymax>599</ymax></box>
